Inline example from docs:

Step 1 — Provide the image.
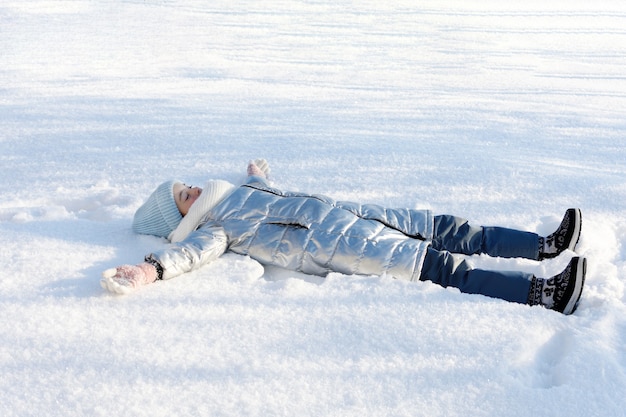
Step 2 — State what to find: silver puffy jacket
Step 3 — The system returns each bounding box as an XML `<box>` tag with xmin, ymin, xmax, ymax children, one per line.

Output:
<box><xmin>149</xmin><ymin>177</ymin><xmax>433</xmax><ymax>282</ymax></box>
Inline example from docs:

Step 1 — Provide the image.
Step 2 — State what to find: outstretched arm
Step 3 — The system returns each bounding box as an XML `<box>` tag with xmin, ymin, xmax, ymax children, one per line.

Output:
<box><xmin>101</xmin><ymin>224</ymin><xmax>229</xmax><ymax>294</ymax></box>
<box><xmin>150</xmin><ymin>225</ymin><xmax>228</xmax><ymax>280</ymax></box>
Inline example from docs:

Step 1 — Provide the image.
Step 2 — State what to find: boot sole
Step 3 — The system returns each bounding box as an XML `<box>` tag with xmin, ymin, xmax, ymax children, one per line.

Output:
<box><xmin>561</xmin><ymin>257</ymin><xmax>586</xmax><ymax>315</ymax></box>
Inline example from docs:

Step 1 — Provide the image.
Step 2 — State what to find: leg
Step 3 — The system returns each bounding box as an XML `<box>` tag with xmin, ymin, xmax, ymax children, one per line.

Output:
<box><xmin>432</xmin><ymin>215</ymin><xmax>540</xmax><ymax>260</ymax></box>
<box><xmin>420</xmin><ymin>247</ymin><xmax>532</xmax><ymax>304</ymax></box>
<box><xmin>420</xmin><ymin>247</ymin><xmax>586</xmax><ymax>314</ymax></box>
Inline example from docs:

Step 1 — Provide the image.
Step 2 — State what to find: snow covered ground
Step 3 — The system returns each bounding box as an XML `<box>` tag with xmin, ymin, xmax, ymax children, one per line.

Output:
<box><xmin>1</xmin><ymin>1</ymin><xmax>626</xmax><ymax>416</ymax></box>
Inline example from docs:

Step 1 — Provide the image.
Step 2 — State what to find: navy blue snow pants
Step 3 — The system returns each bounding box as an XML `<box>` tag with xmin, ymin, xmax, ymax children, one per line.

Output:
<box><xmin>419</xmin><ymin>215</ymin><xmax>540</xmax><ymax>304</ymax></box>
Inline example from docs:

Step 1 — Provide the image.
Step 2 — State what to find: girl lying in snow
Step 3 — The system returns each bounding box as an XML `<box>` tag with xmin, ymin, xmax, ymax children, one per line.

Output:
<box><xmin>102</xmin><ymin>159</ymin><xmax>586</xmax><ymax>315</ymax></box>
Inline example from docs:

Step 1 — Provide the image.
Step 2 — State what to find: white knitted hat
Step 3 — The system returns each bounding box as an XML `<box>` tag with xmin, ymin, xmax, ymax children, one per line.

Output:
<box><xmin>132</xmin><ymin>180</ymin><xmax>183</xmax><ymax>238</ymax></box>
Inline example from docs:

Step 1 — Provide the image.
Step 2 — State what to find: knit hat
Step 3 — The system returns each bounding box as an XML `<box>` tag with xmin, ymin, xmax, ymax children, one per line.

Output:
<box><xmin>132</xmin><ymin>180</ymin><xmax>183</xmax><ymax>238</ymax></box>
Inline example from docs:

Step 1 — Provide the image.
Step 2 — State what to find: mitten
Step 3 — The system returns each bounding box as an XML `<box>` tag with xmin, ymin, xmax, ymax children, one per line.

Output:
<box><xmin>100</xmin><ymin>263</ymin><xmax>157</xmax><ymax>295</ymax></box>
<box><xmin>247</xmin><ymin>159</ymin><xmax>271</xmax><ymax>178</ymax></box>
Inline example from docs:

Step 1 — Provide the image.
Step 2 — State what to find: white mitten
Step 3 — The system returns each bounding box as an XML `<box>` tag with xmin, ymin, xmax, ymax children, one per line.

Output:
<box><xmin>247</xmin><ymin>159</ymin><xmax>270</xmax><ymax>178</ymax></box>
<box><xmin>101</xmin><ymin>263</ymin><xmax>157</xmax><ymax>295</ymax></box>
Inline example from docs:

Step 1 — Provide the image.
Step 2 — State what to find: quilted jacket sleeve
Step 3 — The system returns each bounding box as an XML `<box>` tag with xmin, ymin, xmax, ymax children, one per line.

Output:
<box><xmin>245</xmin><ymin>175</ymin><xmax>270</xmax><ymax>187</ymax></box>
<box><xmin>147</xmin><ymin>224</ymin><xmax>229</xmax><ymax>280</ymax></box>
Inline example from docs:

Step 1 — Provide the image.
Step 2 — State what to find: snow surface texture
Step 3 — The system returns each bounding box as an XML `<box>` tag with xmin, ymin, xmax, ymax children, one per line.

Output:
<box><xmin>1</xmin><ymin>1</ymin><xmax>626</xmax><ymax>416</ymax></box>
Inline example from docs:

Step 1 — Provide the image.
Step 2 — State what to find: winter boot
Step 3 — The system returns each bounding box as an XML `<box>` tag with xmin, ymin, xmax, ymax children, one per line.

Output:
<box><xmin>528</xmin><ymin>257</ymin><xmax>586</xmax><ymax>315</ymax></box>
<box><xmin>539</xmin><ymin>208</ymin><xmax>582</xmax><ymax>260</ymax></box>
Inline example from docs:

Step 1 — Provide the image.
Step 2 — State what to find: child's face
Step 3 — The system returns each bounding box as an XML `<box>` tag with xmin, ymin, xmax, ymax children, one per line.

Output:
<box><xmin>173</xmin><ymin>183</ymin><xmax>202</xmax><ymax>216</ymax></box>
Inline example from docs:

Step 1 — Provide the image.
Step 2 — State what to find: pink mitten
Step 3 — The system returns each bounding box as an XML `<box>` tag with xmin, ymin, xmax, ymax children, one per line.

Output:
<box><xmin>247</xmin><ymin>159</ymin><xmax>270</xmax><ymax>178</ymax></box>
<box><xmin>100</xmin><ymin>263</ymin><xmax>157</xmax><ymax>294</ymax></box>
